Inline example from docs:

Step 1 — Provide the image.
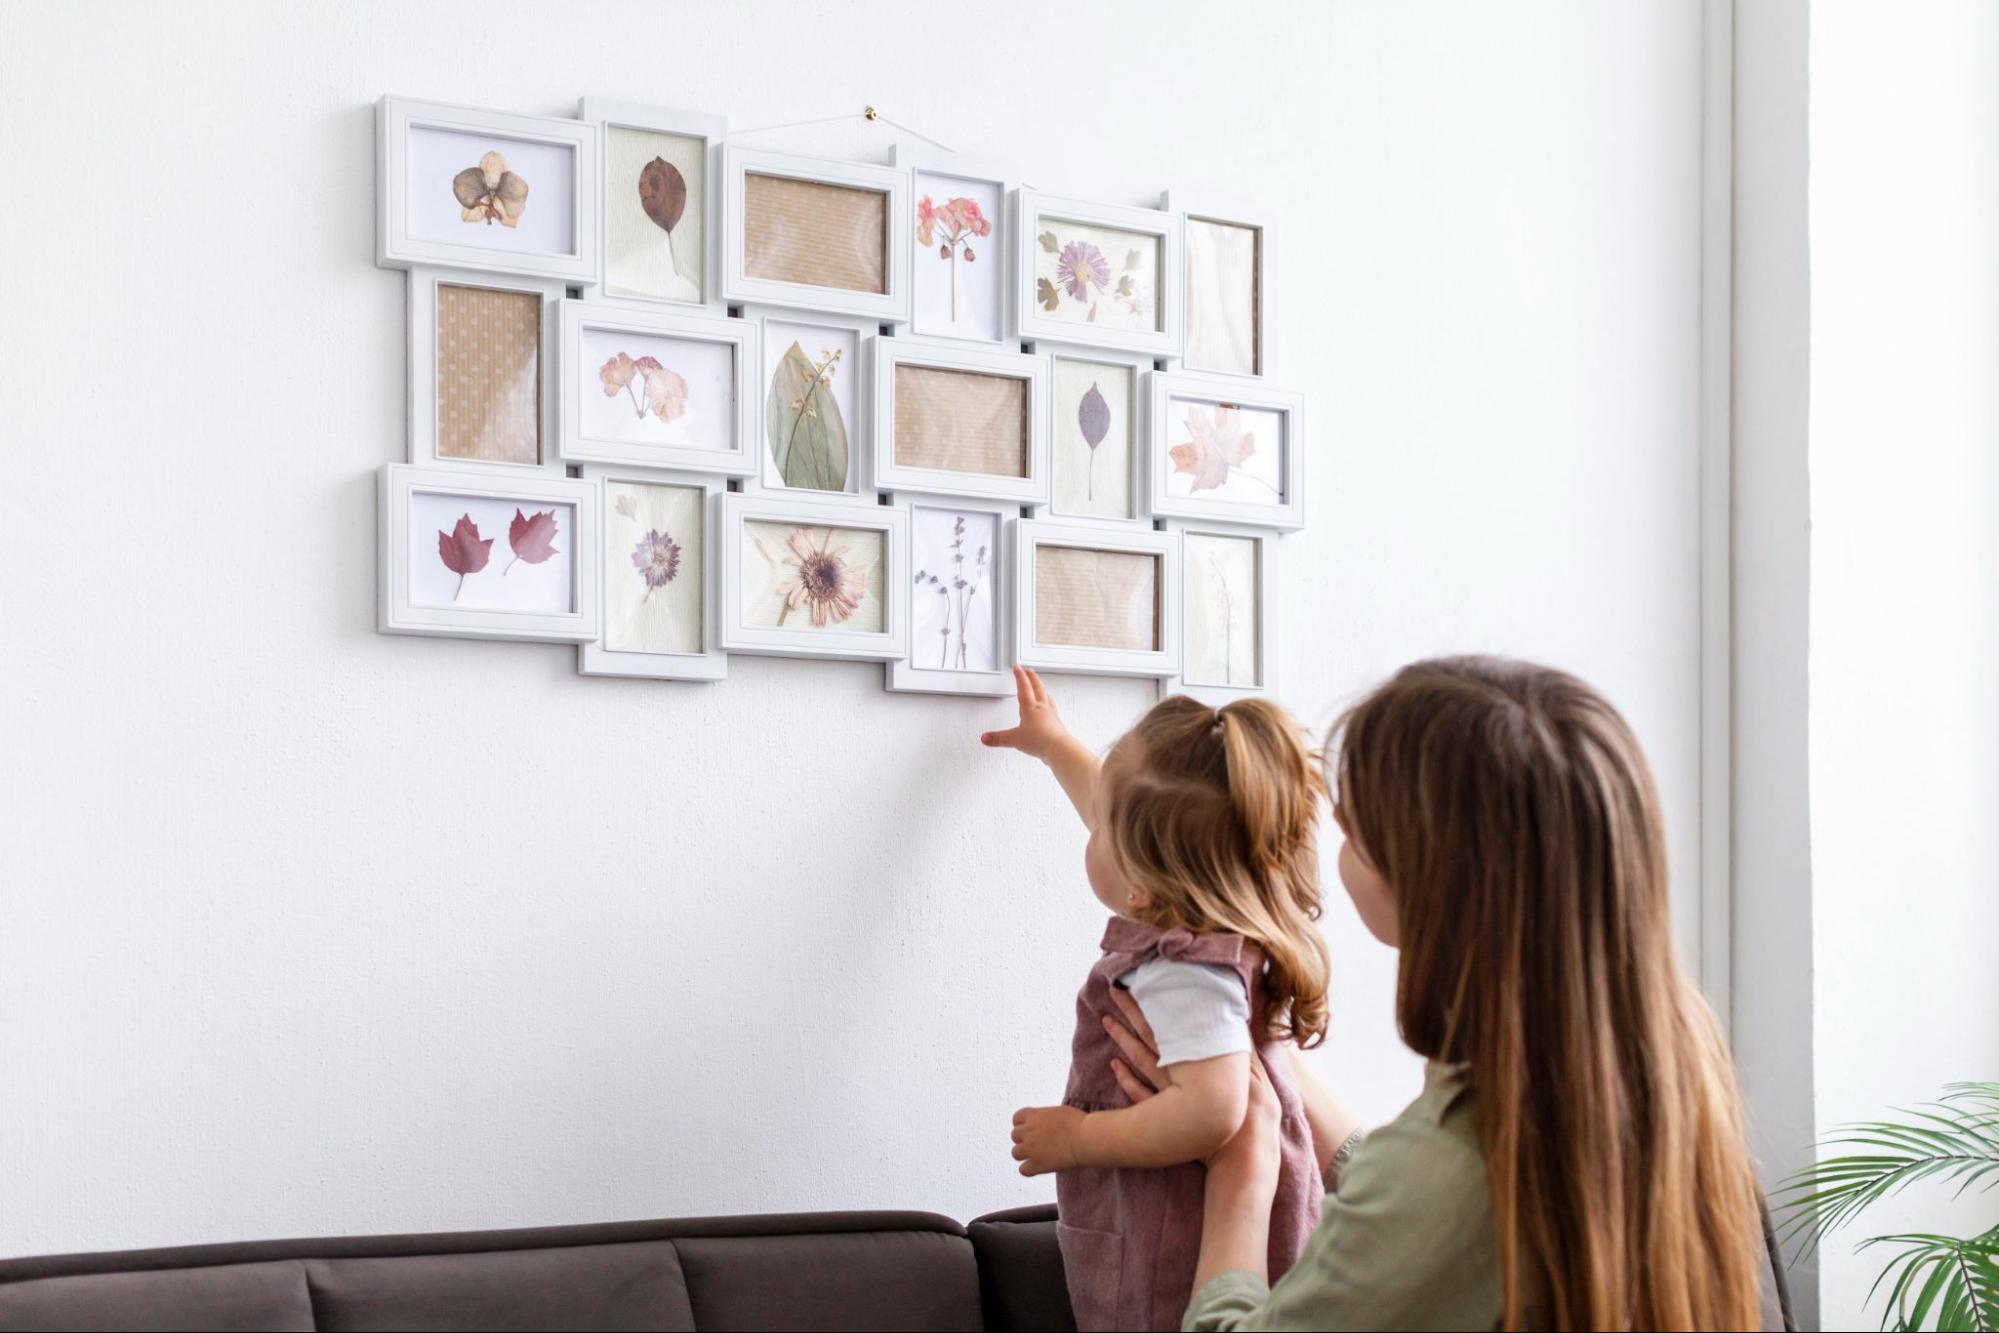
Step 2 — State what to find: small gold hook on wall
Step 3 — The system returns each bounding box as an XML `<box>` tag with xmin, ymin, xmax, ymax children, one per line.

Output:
<box><xmin>862</xmin><ymin>106</ymin><xmax>879</xmax><ymax>122</ymax></box>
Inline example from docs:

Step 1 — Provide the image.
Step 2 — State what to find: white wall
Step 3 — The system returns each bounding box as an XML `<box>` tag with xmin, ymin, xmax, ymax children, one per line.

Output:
<box><xmin>0</xmin><ymin>0</ymin><xmax>1706</xmax><ymax>1257</ymax></box>
<box><xmin>1809</xmin><ymin>4</ymin><xmax>1999</xmax><ymax>1327</ymax></box>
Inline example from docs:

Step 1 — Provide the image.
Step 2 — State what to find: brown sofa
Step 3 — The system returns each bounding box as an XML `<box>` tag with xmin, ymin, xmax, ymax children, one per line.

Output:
<box><xmin>0</xmin><ymin>1204</ymin><xmax>1075</xmax><ymax>1332</ymax></box>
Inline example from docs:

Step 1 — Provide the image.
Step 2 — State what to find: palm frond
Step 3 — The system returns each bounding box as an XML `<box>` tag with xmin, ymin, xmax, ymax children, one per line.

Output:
<box><xmin>1857</xmin><ymin>1231</ymin><xmax>1999</xmax><ymax>1332</ymax></box>
<box><xmin>1776</xmin><ymin>1091</ymin><xmax>1999</xmax><ymax>1252</ymax></box>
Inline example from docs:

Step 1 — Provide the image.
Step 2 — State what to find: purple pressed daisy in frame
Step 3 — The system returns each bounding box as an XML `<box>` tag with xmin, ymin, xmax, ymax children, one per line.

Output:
<box><xmin>631</xmin><ymin>529</ymin><xmax>682</xmax><ymax>602</ymax></box>
<box><xmin>1056</xmin><ymin>241</ymin><xmax>1110</xmax><ymax>302</ymax></box>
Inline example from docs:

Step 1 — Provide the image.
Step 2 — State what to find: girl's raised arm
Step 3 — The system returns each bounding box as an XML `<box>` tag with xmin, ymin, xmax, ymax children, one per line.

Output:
<box><xmin>980</xmin><ymin>667</ymin><xmax>1101</xmax><ymax>825</ymax></box>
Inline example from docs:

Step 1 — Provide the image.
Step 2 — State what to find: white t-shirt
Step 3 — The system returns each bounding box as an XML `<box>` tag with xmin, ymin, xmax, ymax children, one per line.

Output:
<box><xmin>1116</xmin><ymin>958</ymin><xmax>1252</xmax><ymax>1067</ymax></box>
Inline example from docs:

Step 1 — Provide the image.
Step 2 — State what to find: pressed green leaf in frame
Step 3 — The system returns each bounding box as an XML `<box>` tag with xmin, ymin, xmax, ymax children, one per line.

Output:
<box><xmin>765</xmin><ymin>341</ymin><xmax>849</xmax><ymax>491</ymax></box>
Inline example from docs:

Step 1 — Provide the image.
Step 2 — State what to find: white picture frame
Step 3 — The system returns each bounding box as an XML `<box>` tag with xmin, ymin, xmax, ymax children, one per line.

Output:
<box><xmin>871</xmin><ymin>337</ymin><xmax>1049</xmax><ymax>506</ymax></box>
<box><xmin>719</xmin><ymin>147</ymin><xmax>911</xmax><ymax>322</ymax></box>
<box><xmin>578</xmin><ymin>466</ymin><xmax>727</xmax><ymax>682</ymax></box>
<box><xmin>557</xmin><ymin>299</ymin><xmax>756</xmax><ymax>475</ymax></box>
<box><xmin>719</xmin><ymin>491</ymin><xmax>910</xmax><ymax>662</ymax></box>
<box><xmin>1163</xmin><ymin>189</ymin><xmax>1266</xmax><ymax>379</ymax></box>
<box><xmin>377</xmin><ymin>96</ymin><xmax>597</xmax><ymax>284</ymax></box>
<box><xmin>1013</xmin><ymin>519</ymin><xmax>1180</xmax><ymax>679</ymax></box>
<box><xmin>885</xmin><ymin>494</ymin><xmax>1017</xmax><ymax>697</ymax></box>
<box><xmin>1147</xmin><ymin>371</ymin><xmax>1305</xmax><ymax>531</ymax></box>
<box><xmin>891</xmin><ymin>143</ymin><xmax>1015</xmax><ymax>346</ymax></box>
<box><xmin>1032</xmin><ymin>343</ymin><xmax>1153</xmax><ymax>530</ymax></box>
<box><xmin>378</xmin><ymin>464</ymin><xmax>599</xmax><ymax>643</ymax></box>
<box><xmin>407</xmin><ymin>266</ymin><xmax>565</xmax><ymax>475</ymax></box>
<box><xmin>1161</xmin><ymin>520</ymin><xmax>1277</xmax><ymax>705</ymax></box>
<box><xmin>741</xmin><ymin>304</ymin><xmax>880</xmax><ymax>498</ymax></box>
<box><xmin>579</xmin><ymin>98</ymin><xmax>726</xmax><ymax>312</ymax></box>
<box><xmin>1013</xmin><ymin>189</ymin><xmax>1183</xmax><ymax>358</ymax></box>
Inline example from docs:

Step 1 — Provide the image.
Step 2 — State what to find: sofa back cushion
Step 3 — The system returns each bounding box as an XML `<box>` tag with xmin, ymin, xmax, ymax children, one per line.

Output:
<box><xmin>0</xmin><ymin>1260</ymin><xmax>315</xmax><ymax>1332</ymax></box>
<box><xmin>304</xmin><ymin>1241</ymin><xmax>693</xmax><ymax>1331</ymax></box>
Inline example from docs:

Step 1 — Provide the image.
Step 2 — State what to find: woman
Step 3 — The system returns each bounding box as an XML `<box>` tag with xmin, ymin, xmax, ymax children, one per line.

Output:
<box><xmin>1104</xmin><ymin>657</ymin><xmax>1780</xmax><ymax>1331</ymax></box>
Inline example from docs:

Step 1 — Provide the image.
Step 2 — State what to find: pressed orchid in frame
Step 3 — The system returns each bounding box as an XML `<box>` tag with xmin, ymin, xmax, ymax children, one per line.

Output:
<box><xmin>913</xmin><ymin>514</ymin><xmax>990</xmax><ymax>671</ymax></box>
<box><xmin>453</xmin><ymin>150</ymin><xmax>529</xmax><ymax>227</ymax></box>
<box><xmin>600</xmin><ymin>352</ymin><xmax>690</xmax><ymax>425</ymax></box>
<box><xmin>631</xmin><ymin>529</ymin><xmax>682</xmax><ymax>602</ymax></box>
<box><xmin>916</xmin><ymin>195</ymin><xmax>993</xmax><ymax>322</ymax></box>
<box><xmin>754</xmin><ymin>526</ymin><xmax>872</xmax><ymax>628</ymax></box>
<box><xmin>1169</xmin><ymin>403</ymin><xmax>1277</xmax><ymax>496</ymax></box>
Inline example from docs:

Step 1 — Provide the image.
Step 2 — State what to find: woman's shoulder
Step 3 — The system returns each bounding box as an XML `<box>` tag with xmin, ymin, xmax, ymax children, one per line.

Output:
<box><xmin>1342</xmin><ymin>1062</ymin><xmax>1486</xmax><ymax>1211</ymax></box>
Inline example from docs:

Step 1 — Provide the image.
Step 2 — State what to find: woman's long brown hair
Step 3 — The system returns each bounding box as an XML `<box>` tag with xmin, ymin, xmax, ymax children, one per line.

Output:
<box><xmin>1332</xmin><ymin>657</ymin><xmax>1761</xmax><ymax>1331</ymax></box>
<box><xmin>1107</xmin><ymin>695</ymin><xmax>1331</xmax><ymax>1047</ymax></box>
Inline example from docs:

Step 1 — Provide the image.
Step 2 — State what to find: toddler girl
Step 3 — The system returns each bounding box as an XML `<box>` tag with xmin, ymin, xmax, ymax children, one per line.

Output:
<box><xmin>983</xmin><ymin>668</ymin><xmax>1329</xmax><ymax>1332</ymax></box>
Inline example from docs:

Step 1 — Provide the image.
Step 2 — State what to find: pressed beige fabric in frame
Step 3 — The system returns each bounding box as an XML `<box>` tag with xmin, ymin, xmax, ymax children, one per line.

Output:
<box><xmin>1035</xmin><ymin>545</ymin><xmax>1159</xmax><ymax>651</ymax></box>
<box><xmin>436</xmin><ymin>284</ymin><xmax>541</xmax><ymax>465</ymax></box>
<box><xmin>893</xmin><ymin>364</ymin><xmax>1028</xmax><ymax>477</ymax></box>
<box><xmin>743</xmin><ymin>174</ymin><xmax>887</xmax><ymax>294</ymax></box>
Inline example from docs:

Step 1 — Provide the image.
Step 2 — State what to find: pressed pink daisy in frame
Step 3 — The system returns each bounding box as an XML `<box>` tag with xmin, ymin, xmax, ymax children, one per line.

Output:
<box><xmin>756</xmin><ymin>526</ymin><xmax>873</xmax><ymax>628</ymax></box>
<box><xmin>1056</xmin><ymin>240</ymin><xmax>1110</xmax><ymax>302</ymax></box>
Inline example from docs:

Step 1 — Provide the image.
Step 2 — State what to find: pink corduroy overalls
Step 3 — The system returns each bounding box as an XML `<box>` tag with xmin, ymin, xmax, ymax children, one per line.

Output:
<box><xmin>1055</xmin><ymin>917</ymin><xmax>1322</xmax><ymax>1333</ymax></box>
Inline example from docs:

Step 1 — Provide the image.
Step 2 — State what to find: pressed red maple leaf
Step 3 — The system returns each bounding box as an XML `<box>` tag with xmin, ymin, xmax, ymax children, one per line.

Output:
<box><xmin>1169</xmin><ymin>405</ymin><xmax>1258</xmax><ymax>492</ymax></box>
<box><xmin>504</xmin><ymin>507</ymin><xmax>560</xmax><ymax>574</ymax></box>
<box><xmin>436</xmin><ymin>513</ymin><xmax>492</xmax><ymax>601</ymax></box>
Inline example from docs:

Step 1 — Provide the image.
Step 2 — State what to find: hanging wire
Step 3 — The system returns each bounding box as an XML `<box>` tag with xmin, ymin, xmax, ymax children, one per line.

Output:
<box><xmin>726</xmin><ymin>106</ymin><xmax>956</xmax><ymax>153</ymax></box>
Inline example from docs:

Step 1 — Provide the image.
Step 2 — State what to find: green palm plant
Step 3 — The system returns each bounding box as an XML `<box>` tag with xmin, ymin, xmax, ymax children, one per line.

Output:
<box><xmin>1776</xmin><ymin>1082</ymin><xmax>1999</xmax><ymax>1331</ymax></box>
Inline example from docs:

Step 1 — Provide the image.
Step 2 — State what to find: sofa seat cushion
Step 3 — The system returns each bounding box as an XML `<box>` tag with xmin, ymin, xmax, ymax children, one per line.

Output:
<box><xmin>674</xmin><ymin>1229</ymin><xmax>982</xmax><ymax>1332</ymax></box>
<box><xmin>304</xmin><ymin>1240</ymin><xmax>694</xmax><ymax>1332</ymax></box>
<box><xmin>0</xmin><ymin>1259</ymin><xmax>314</xmax><ymax>1332</ymax></box>
<box><xmin>969</xmin><ymin>1206</ymin><xmax>1074</xmax><ymax>1333</ymax></box>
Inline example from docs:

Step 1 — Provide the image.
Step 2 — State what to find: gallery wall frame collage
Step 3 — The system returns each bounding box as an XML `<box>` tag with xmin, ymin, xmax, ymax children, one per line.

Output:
<box><xmin>376</xmin><ymin>95</ymin><xmax>1299</xmax><ymax>703</ymax></box>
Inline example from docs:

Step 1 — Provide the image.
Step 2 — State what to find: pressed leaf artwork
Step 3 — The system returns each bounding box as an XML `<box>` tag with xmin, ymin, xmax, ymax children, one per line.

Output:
<box><xmin>742</xmin><ymin>521</ymin><xmax>884</xmax><ymax>632</ymax></box>
<box><xmin>605</xmin><ymin>126</ymin><xmax>705</xmax><ymax>303</ymax></box>
<box><xmin>453</xmin><ymin>150</ymin><xmax>529</xmax><ymax>227</ymax></box>
<box><xmin>765</xmin><ymin>340</ymin><xmax>849</xmax><ymax>490</ymax></box>
<box><xmin>409</xmin><ymin>492</ymin><xmax>574</xmax><ymax>614</ymax></box>
<box><xmin>1052</xmin><ymin>357</ymin><xmax>1133</xmax><ymax>520</ymax></box>
<box><xmin>505</xmin><ymin>507</ymin><xmax>560</xmax><ymax>573</ymax></box>
<box><xmin>605</xmin><ymin>480</ymin><xmax>703</xmax><ymax>655</ymax></box>
<box><xmin>1034</xmin><ymin>545</ymin><xmax>1158</xmax><ymax>651</ymax></box>
<box><xmin>578</xmin><ymin>327</ymin><xmax>735</xmax><ymax>452</ymax></box>
<box><xmin>435</xmin><ymin>284</ymin><xmax>541</xmax><ymax>465</ymax></box>
<box><xmin>1031</xmin><ymin>218</ymin><xmax>1160</xmax><ymax>332</ymax></box>
<box><xmin>912</xmin><ymin>508</ymin><xmax>998</xmax><ymax>672</ymax></box>
<box><xmin>892</xmin><ymin>365</ymin><xmax>1027</xmax><ymax>478</ymax></box>
<box><xmin>742</xmin><ymin>173</ymin><xmax>887</xmax><ymax>295</ymax></box>
<box><xmin>436</xmin><ymin>514</ymin><xmax>493</xmax><ymax>601</ymax></box>
<box><xmin>1183</xmin><ymin>533</ymin><xmax>1260</xmax><ymax>688</ymax></box>
<box><xmin>1166</xmin><ymin>399</ymin><xmax>1286</xmax><ymax>504</ymax></box>
<box><xmin>1184</xmin><ymin>218</ymin><xmax>1260</xmax><ymax>375</ymax></box>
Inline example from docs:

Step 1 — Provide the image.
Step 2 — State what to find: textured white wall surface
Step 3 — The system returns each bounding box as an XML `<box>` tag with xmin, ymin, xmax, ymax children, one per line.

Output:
<box><xmin>0</xmin><ymin>0</ymin><xmax>1703</xmax><ymax>1257</ymax></box>
<box><xmin>1810</xmin><ymin>5</ymin><xmax>1999</xmax><ymax>1326</ymax></box>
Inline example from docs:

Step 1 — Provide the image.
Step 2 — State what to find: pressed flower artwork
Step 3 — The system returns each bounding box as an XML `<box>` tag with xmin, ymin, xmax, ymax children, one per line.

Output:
<box><xmin>407</xmin><ymin>126</ymin><xmax>576</xmax><ymax>257</ymax></box>
<box><xmin>1034</xmin><ymin>545</ymin><xmax>1159</xmax><ymax>651</ymax></box>
<box><xmin>912</xmin><ymin>507</ymin><xmax>999</xmax><ymax>673</ymax></box>
<box><xmin>605</xmin><ymin>126</ymin><xmax>707</xmax><ymax>304</ymax></box>
<box><xmin>435</xmin><ymin>284</ymin><xmax>542</xmax><ymax>466</ymax></box>
<box><xmin>1163</xmin><ymin>397</ymin><xmax>1287</xmax><ymax>504</ymax></box>
<box><xmin>912</xmin><ymin>171</ymin><xmax>1003</xmax><ymax>341</ymax></box>
<box><xmin>578</xmin><ymin>326</ymin><xmax>735</xmax><ymax>452</ymax></box>
<box><xmin>604</xmin><ymin>480</ymin><xmax>703</xmax><ymax>655</ymax></box>
<box><xmin>1184</xmin><ymin>218</ymin><xmax>1261</xmax><ymax>376</ymax></box>
<box><xmin>408</xmin><ymin>491</ymin><xmax>574</xmax><ymax>614</ymax></box>
<box><xmin>1032</xmin><ymin>217</ymin><xmax>1161</xmax><ymax>333</ymax></box>
<box><xmin>1052</xmin><ymin>357</ymin><xmax>1134</xmax><ymax>520</ymax></box>
<box><xmin>892</xmin><ymin>365</ymin><xmax>1027</xmax><ymax>478</ymax></box>
<box><xmin>1182</xmin><ymin>533</ymin><xmax>1260</xmax><ymax>688</ymax></box>
<box><xmin>741</xmin><ymin>521</ymin><xmax>884</xmax><ymax>632</ymax></box>
<box><xmin>760</xmin><ymin>318</ymin><xmax>858</xmax><ymax>492</ymax></box>
<box><xmin>742</xmin><ymin>173</ymin><xmax>888</xmax><ymax>295</ymax></box>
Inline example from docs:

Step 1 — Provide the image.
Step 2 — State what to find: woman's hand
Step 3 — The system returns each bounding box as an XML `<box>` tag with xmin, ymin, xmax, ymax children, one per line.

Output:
<box><xmin>980</xmin><ymin>667</ymin><xmax>1073</xmax><ymax>761</ymax></box>
<box><xmin>1104</xmin><ymin>986</ymin><xmax>1167</xmax><ymax>1105</ymax></box>
<box><xmin>1209</xmin><ymin>1051</ymin><xmax>1284</xmax><ymax>1186</ymax></box>
<box><xmin>1010</xmin><ymin>1104</ymin><xmax>1086</xmax><ymax>1176</ymax></box>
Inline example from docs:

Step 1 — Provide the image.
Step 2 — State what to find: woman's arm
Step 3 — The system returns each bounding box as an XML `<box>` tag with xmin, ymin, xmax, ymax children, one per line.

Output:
<box><xmin>981</xmin><ymin>666</ymin><xmax>1099</xmax><ymax>824</ymax></box>
<box><xmin>1285</xmin><ymin>1048</ymin><xmax>1364</xmax><ymax>1177</ymax></box>
<box><xmin>1012</xmin><ymin>1051</ymin><xmax>1249</xmax><ymax>1173</ymax></box>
